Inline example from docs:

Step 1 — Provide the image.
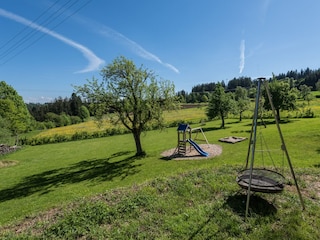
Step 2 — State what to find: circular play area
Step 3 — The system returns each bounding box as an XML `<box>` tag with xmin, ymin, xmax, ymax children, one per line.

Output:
<box><xmin>161</xmin><ymin>143</ymin><xmax>222</xmax><ymax>160</ymax></box>
<box><xmin>160</xmin><ymin>123</ymin><xmax>222</xmax><ymax>160</ymax></box>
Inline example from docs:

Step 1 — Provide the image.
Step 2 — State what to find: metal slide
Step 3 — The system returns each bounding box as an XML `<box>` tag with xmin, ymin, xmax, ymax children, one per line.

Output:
<box><xmin>187</xmin><ymin>139</ymin><xmax>209</xmax><ymax>157</ymax></box>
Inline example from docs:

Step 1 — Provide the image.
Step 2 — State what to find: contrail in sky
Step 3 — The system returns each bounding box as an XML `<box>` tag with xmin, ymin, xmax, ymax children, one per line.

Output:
<box><xmin>239</xmin><ymin>39</ymin><xmax>245</xmax><ymax>74</ymax></box>
<box><xmin>100</xmin><ymin>26</ymin><xmax>180</xmax><ymax>74</ymax></box>
<box><xmin>0</xmin><ymin>8</ymin><xmax>104</xmax><ymax>73</ymax></box>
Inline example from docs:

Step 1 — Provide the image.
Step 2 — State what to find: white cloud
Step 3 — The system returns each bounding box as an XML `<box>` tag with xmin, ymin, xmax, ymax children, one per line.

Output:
<box><xmin>24</xmin><ymin>96</ymin><xmax>54</xmax><ymax>104</ymax></box>
<box><xmin>260</xmin><ymin>0</ymin><xmax>272</xmax><ymax>23</ymax></box>
<box><xmin>0</xmin><ymin>8</ymin><xmax>104</xmax><ymax>73</ymax></box>
<box><xmin>41</xmin><ymin>4</ymin><xmax>179</xmax><ymax>74</ymax></box>
<box><xmin>247</xmin><ymin>42</ymin><xmax>264</xmax><ymax>59</ymax></box>
<box><xmin>163</xmin><ymin>63</ymin><xmax>180</xmax><ymax>74</ymax></box>
<box><xmin>100</xmin><ymin>26</ymin><xmax>180</xmax><ymax>74</ymax></box>
<box><xmin>239</xmin><ymin>39</ymin><xmax>245</xmax><ymax>74</ymax></box>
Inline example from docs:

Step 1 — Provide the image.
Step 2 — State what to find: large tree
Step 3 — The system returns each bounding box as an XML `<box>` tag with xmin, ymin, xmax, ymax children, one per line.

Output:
<box><xmin>0</xmin><ymin>115</ymin><xmax>11</xmax><ymax>144</ymax></box>
<box><xmin>262</xmin><ymin>79</ymin><xmax>297</xmax><ymax>120</ymax></box>
<box><xmin>234</xmin><ymin>86</ymin><xmax>250</xmax><ymax>121</ymax></box>
<box><xmin>0</xmin><ymin>81</ymin><xmax>33</xmax><ymax>143</ymax></box>
<box><xmin>75</xmin><ymin>56</ymin><xmax>179</xmax><ymax>156</ymax></box>
<box><xmin>206</xmin><ymin>83</ymin><xmax>233</xmax><ymax>128</ymax></box>
<box><xmin>316</xmin><ymin>80</ymin><xmax>320</xmax><ymax>91</ymax></box>
<box><xmin>299</xmin><ymin>84</ymin><xmax>313</xmax><ymax>105</ymax></box>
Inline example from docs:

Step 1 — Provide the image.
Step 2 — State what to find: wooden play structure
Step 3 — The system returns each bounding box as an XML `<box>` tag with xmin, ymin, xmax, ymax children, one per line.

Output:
<box><xmin>176</xmin><ymin>123</ymin><xmax>209</xmax><ymax>156</ymax></box>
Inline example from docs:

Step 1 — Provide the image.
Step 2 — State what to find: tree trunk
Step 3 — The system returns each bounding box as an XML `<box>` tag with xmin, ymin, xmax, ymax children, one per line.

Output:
<box><xmin>220</xmin><ymin>110</ymin><xmax>225</xmax><ymax>128</ymax></box>
<box><xmin>276</xmin><ymin>108</ymin><xmax>281</xmax><ymax>121</ymax></box>
<box><xmin>132</xmin><ymin>129</ymin><xmax>145</xmax><ymax>156</ymax></box>
<box><xmin>239</xmin><ymin>111</ymin><xmax>243</xmax><ymax>122</ymax></box>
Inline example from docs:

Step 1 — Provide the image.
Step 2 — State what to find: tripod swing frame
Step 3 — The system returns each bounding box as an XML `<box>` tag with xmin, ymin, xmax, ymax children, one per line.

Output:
<box><xmin>236</xmin><ymin>77</ymin><xmax>305</xmax><ymax>219</ymax></box>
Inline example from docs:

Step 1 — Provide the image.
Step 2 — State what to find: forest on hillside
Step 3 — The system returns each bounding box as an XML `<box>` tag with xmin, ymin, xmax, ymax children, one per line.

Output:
<box><xmin>176</xmin><ymin>68</ymin><xmax>320</xmax><ymax>103</ymax></box>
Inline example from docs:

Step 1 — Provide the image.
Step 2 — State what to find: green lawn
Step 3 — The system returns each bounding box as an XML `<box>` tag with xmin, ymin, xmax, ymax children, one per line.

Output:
<box><xmin>0</xmin><ymin>116</ymin><xmax>320</xmax><ymax>238</ymax></box>
<box><xmin>0</xmin><ymin>118</ymin><xmax>320</xmax><ymax>224</ymax></box>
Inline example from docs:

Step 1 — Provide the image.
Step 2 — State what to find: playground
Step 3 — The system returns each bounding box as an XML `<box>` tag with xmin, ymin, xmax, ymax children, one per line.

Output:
<box><xmin>160</xmin><ymin>123</ymin><xmax>223</xmax><ymax>160</ymax></box>
<box><xmin>160</xmin><ymin>144</ymin><xmax>222</xmax><ymax>160</ymax></box>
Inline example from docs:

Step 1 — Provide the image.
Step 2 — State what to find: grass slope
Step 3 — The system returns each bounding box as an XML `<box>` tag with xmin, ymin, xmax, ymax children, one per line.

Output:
<box><xmin>1</xmin><ymin>167</ymin><xmax>320</xmax><ymax>239</ymax></box>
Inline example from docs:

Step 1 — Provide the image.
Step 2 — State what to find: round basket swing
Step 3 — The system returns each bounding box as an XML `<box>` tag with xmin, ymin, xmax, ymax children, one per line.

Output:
<box><xmin>237</xmin><ymin>168</ymin><xmax>285</xmax><ymax>193</ymax></box>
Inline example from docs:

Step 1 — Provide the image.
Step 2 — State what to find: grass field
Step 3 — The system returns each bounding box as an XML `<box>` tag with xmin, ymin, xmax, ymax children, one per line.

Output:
<box><xmin>31</xmin><ymin>106</ymin><xmax>208</xmax><ymax>139</ymax></box>
<box><xmin>0</xmin><ymin>101</ymin><xmax>320</xmax><ymax>238</ymax></box>
<box><xmin>31</xmin><ymin>95</ymin><xmax>320</xmax><ymax>140</ymax></box>
<box><xmin>1</xmin><ymin>118</ymin><xmax>320</xmax><ymax>238</ymax></box>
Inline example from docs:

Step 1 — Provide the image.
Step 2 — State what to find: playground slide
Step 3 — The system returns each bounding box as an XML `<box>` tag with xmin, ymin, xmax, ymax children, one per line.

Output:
<box><xmin>187</xmin><ymin>139</ymin><xmax>209</xmax><ymax>157</ymax></box>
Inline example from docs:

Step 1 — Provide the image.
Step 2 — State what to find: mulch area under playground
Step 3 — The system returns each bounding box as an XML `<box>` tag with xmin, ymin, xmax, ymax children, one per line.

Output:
<box><xmin>160</xmin><ymin>144</ymin><xmax>222</xmax><ymax>160</ymax></box>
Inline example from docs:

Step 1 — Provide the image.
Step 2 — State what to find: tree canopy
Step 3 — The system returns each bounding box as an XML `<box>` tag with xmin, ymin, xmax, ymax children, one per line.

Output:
<box><xmin>27</xmin><ymin>93</ymin><xmax>87</xmax><ymax>122</ymax></box>
<box><xmin>234</xmin><ymin>86</ymin><xmax>250</xmax><ymax>121</ymax></box>
<box><xmin>299</xmin><ymin>84</ymin><xmax>313</xmax><ymax>105</ymax></box>
<box><xmin>0</xmin><ymin>81</ymin><xmax>33</xmax><ymax>141</ymax></box>
<box><xmin>206</xmin><ymin>83</ymin><xmax>234</xmax><ymax>128</ymax></box>
<box><xmin>262</xmin><ymin>79</ymin><xmax>298</xmax><ymax>120</ymax></box>
<box><xmin>75</xmin><ymin>56</ymin><xmax>179</xmax><ymax>156</ymax></box>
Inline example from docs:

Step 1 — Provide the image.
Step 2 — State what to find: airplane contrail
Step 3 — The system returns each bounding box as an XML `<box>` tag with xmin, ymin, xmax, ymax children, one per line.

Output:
<box><xmin>0</xmin><ymin>8</ymin><xmax>104</xmax><ymax>73</ymax></box>
<box><xmin>99</xmin><ymin>26</ymin><xmax>180</xmax><ymax>74</ymax></box>
<box><xmin>239</xmin><ymin>39</ymin><xmax>245</xmax><ymax>74</ymax></box>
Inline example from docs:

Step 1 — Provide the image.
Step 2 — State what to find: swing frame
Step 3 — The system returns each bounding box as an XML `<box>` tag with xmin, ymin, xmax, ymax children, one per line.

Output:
<box><xmin>237</xmin><ymin>77</ymin><xmax>305</xmax><ymax>219</ymax></box>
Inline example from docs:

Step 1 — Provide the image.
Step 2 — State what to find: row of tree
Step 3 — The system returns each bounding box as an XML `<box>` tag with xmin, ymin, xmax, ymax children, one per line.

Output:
<box><xmin>206</xmin><ymin>78</ymin><xmax>315</xmax><ymax>128</ymax></box>
<box><xmin>0</xmin><ymin>81</ymin><xmax>92</xmax><ymax>145</ymax></box>
<box><xmin>177</xmin><ymin>72</ymin><xmax>320</xmax><ymax>103</ymax></box>
<box><xmin>24</xmin><ymin>68</ymin><xmax>320</xmax><ymax>124</ymax></box>
<box><xmin>27</xmin><ymin>93</ymin><xmax>90</xmax><ymax>123</ymax></box>
<box><xmin>276</xmin><ymin>68</ymin><xmax>320</xmax><ymax>89</ymax></box>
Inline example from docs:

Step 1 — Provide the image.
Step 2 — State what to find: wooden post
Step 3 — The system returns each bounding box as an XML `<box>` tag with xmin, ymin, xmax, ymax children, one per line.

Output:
<box><xmin>263</xmin><ymin>80</ymin><xmax>305</xmax><ymax>210</ymax></box>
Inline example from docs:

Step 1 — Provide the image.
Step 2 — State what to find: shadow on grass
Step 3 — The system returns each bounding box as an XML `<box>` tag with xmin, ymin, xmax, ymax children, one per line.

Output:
<box><xmin>231</xmin><ymin>130</ymin><xmax>252</xmax><ymax>134</ymax></box>
<box><xmin>225</xmin><ymin>193</ymin><xmax>277</xmax><ymax>217</ymax></box>
<box><xmin>188</xmin><ymin>193</ymin><xmax>277</xmax><ymax>239</ymax></box>
<box><xmin>243</xmin><ymin>119</ymin><xmax>295</xmax><ymax>127</ymax></box>
<box><xmin>226</xmin><ymin>120</ymin><xmax>241</xmax><ymax>125</ymax></box>
<box><xmin>0</xmin><ymin>151</ymin><xmax>141</xmax><ymax>202</ymax></box>
<box><xmin>201</xmin><ymin>126</ymin><xmax>230</xmax><ymax>132</ymax></box>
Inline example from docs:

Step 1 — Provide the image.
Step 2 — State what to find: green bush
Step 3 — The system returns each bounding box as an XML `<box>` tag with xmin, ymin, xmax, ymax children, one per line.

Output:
<box><xmin>44</xmin><ymin>121</ymin><xmax>56</xmax><ymax>129</ymax></box>
<box><xmin>70</xmin><ymin>116</ymin><xmax>82</xmax><ymax>124</ymax></box>
<box><xmin>294</xmin><ymin>108</ymin><xmax>315</xmax><ymax>118</ymax></box>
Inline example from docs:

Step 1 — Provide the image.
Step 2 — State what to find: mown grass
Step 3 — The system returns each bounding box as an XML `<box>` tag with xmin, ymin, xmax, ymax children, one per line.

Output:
<box><xmin>0</xmin><ymin>104</ymin><xmax>320</xmax><ymax>238</ymax></box>
<box><xmin>1</xmin><ymin>166</ymin><xmax>320</xmax><ymax>239</ymax></box>
<box><xmin>0</xmin><ymin>118</ymin><xmax>320</xmax><ymax>239</ymax></box>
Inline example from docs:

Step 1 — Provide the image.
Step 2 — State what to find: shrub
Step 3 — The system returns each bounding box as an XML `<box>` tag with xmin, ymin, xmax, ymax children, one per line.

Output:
<box><xmin>70</xmin><ymin>116</ymin><xmax>82</xmax><ymax>124</ymax></box>
<box><xmin>79</xmin><ymin>105</ymin><xmax>90</xmax><ymax>120</ymax></box>
<box><xmin>44</xmin><ymin>121</ymin><xmax>56</xmax><ymax>129</ymax></box>
<box><xmin>303</xmin><ymin>108</ymin><xmax>315</xmax><ymax>118</ymax></box>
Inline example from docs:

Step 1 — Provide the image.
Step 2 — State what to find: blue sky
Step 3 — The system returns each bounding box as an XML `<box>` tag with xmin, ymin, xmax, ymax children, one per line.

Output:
<box><xmin>1</xmin><ymin>0</ymin><xmax>320</xmax><ymax>103</ymax></box>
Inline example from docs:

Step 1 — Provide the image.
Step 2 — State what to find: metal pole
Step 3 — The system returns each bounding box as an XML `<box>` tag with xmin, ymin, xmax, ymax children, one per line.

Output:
<box><xmin>245</xmin><ymin>78</ymin><xmax>263</xmax><ymax>219</ymax></box>
<box><xmin>245</xmin><ymin>117</ymin><xmax>255</xmax><ymax>169</ymax></box>
<box><xmin>263</xmin><ymin>80</ymin><xmax>305</xmax><ymax>210</ymax></box>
